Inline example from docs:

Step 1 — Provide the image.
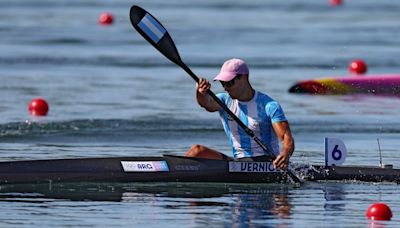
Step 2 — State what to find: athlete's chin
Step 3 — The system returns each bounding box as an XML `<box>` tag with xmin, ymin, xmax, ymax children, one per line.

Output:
<box><xmin>228</xmin><ymin>93</ymin><xmax>237</xmax><ymax>99</ymax></box>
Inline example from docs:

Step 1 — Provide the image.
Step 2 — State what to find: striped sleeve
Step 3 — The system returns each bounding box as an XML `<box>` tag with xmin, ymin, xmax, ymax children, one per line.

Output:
<box><xmin>266</xmin><ymin>101</ymin><xmax>287</xmax><ymax>123</ymax></box>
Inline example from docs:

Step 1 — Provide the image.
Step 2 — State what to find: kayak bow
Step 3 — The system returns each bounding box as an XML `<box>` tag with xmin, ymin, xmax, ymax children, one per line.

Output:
<box><xmin>289</xmin><ymin>74</ymin><xmax>400</xmax><ymax>96</ymax></box>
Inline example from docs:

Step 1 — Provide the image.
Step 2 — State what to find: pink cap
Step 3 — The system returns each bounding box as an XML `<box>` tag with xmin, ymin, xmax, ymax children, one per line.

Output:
<box><xmin>214</xmin><ymin>58</ymin><xmax>249</xmax><ymax>81</ymax></box>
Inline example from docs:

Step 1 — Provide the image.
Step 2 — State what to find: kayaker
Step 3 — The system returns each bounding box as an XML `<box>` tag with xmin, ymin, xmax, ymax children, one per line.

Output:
<box><xmin>184</xmin><ymin>58</ymin><xmax>295</xmax><ymax>170</ymax></box>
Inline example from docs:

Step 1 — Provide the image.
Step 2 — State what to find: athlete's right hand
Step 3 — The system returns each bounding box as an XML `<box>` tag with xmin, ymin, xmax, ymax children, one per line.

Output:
<box><xmin>196</xmin><ymin>78</ymin><xmax>211</xmax><ymax>95</ymax></box>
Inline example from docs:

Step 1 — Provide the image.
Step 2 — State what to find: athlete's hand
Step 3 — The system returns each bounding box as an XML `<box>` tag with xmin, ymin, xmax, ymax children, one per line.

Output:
<box><xmin>273</xmin><ymin>153</ymin><xmax>290</xmax><ymax>170</ymax></box>
<box><xmin>196</xmin><ymin>78</ymin><xmax>211</xmax><ymax>95</ymax></box>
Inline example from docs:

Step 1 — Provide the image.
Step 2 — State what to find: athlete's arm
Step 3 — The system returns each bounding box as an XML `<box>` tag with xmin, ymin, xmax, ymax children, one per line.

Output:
<box><xmin>272</xmin><ymin>121</ymin><xmax>295</xmax><ymax>170</ymax></box>
<box><xmin>196</xmin><ymin>78</ymin><xmax>221</xmax><ymax>112</ymax></box>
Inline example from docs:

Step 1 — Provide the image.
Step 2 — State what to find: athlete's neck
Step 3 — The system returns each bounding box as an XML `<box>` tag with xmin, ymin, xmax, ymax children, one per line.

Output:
<box><xmin>238</xmin><ymin>87</ymin><xmax>255</xmax><ymax>102</ymax></box>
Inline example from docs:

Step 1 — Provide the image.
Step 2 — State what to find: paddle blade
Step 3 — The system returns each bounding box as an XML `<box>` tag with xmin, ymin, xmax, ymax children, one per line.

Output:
<box><xmin>130</xmin><ymin>5</ymin><xmax>183</xmax><ymax>66</ymax></box>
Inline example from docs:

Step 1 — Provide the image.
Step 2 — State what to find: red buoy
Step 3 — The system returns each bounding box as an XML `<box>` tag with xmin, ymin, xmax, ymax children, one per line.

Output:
<box><xmin>349</xmin><ymin>59</ymin><xmax>368</xmax><ymax>75</ymax></box>
<box><xmin>329</xmin><ymin>0</ymin><xmax>343</xmax><ymax>7</ymax></box>
<box><xmin>366</xmin><ymin>203</ymin><xmax>392</xmax><ymax>221</ymax></box>
<box><xmin>98</xmin><ymin>12</ymin><xmax>114</xmax><ymax>25</ymax></box>
<box><xmin>28</xmin><ymin>98</ymin><xmax>49</xmax><ymax>116</ymax></box>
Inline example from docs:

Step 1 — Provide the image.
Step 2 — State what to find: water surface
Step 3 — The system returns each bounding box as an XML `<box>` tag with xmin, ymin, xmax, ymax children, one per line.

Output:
<box><xmin>1</xmin><ymin>0</ymin><xmax>400</xmax><ymax>227</ymax></box>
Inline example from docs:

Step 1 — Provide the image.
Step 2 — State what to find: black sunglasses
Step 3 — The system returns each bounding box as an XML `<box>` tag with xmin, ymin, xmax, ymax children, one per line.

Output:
<box><xmin>220</xmin><ymin>75</ymin><xmax>243</xmax><ymax>88</ymax></box>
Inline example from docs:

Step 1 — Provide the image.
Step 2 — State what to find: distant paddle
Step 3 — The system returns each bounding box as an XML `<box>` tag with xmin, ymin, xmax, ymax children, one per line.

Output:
<box><xmin>129</xmin><ymin>5</ymin><xmax>301</xmax><ymax>184</ymax></box>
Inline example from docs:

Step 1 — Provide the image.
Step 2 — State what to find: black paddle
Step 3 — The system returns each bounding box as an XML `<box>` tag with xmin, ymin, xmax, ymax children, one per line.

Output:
<box><xmin>129</xmin><ymin>5</ymin><xmax>301</xmax><ymax>184</ymax></box>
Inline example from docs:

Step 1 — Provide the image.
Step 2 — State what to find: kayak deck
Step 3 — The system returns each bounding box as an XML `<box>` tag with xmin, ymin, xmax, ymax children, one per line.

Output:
<box><xmin>0</xmin><ymin>155</ymin><xmax>399</xmax><ymax>184</ymax></box>
<box><xmin>0</xmin><ymin>155</ymin><xmax>288</xmax><ymax>184</ymax></box>
<box><xmin>305</xmin><ymin>165</ymin><xmax>400</xmax><ymax>183</ymax></box>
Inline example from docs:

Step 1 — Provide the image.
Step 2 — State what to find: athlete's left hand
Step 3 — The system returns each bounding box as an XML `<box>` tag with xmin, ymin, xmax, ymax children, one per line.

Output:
<box><xmin>273</xmin><ymin>153</ymin><xmax>290</xmax><ymax>170</ymax></box>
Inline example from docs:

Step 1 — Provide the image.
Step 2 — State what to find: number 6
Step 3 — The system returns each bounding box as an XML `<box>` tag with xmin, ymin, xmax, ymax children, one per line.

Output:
<box><xmin>332</xmin><ymin>145</ymin><xmax>342</xmax><ymax>160</ymax></box>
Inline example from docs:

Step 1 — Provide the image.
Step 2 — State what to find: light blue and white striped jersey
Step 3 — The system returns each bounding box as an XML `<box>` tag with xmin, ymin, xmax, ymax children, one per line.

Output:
<box><xmin>216</xmin><ymin>91</ymin><xmax>287</xmax><ymax>158</ymax></box>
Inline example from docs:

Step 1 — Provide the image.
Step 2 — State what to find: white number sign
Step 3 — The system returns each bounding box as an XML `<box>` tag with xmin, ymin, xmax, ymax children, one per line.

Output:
<box><xmin>325</xmin><ymin>137</ymin><xmax>347</xmax><ymax>166</ymax></box>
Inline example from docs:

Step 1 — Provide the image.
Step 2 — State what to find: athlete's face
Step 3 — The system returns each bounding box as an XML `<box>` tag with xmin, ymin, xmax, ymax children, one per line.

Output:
<box><xmin>221</xmin><ymin>76</ymin><xmax>244</xmax><ymax>99</ymax></box>
<box><xmin>220</xmin><ymin>75</ymin><xmax>242</xmax><ymax>88</ymax></box>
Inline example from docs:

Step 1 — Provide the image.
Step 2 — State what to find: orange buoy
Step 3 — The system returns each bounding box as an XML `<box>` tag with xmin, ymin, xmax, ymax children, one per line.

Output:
<box><xmin>366</xmin><ymin>203</ymin><xmax>392</xmax><ymax>221</ymax></box>
<box><xmin>28</xmin><ymin>98</ymin><xmax>49</xmax><ymax>116</ymax></box>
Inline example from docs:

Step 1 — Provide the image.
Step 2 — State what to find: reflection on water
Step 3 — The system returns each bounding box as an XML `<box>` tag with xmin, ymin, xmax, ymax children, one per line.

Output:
<box><xmin>323</xmin><ymin>185</ymin><xmax>346</xmax><ymax>211</ymax></box>
<box><xmin>0</xmin><ymin>182</ymin><xmax>292</xmax><ymax>226</ymax></box>
<box><xmin>228</xmin><ymin>193</ymin><xmax>291</xmax><ymax>227</ymax></box>
<box><xmin>0</xmin><ymin>182</ymin><xmax>399</xmax><ymax>227</ymax></box>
